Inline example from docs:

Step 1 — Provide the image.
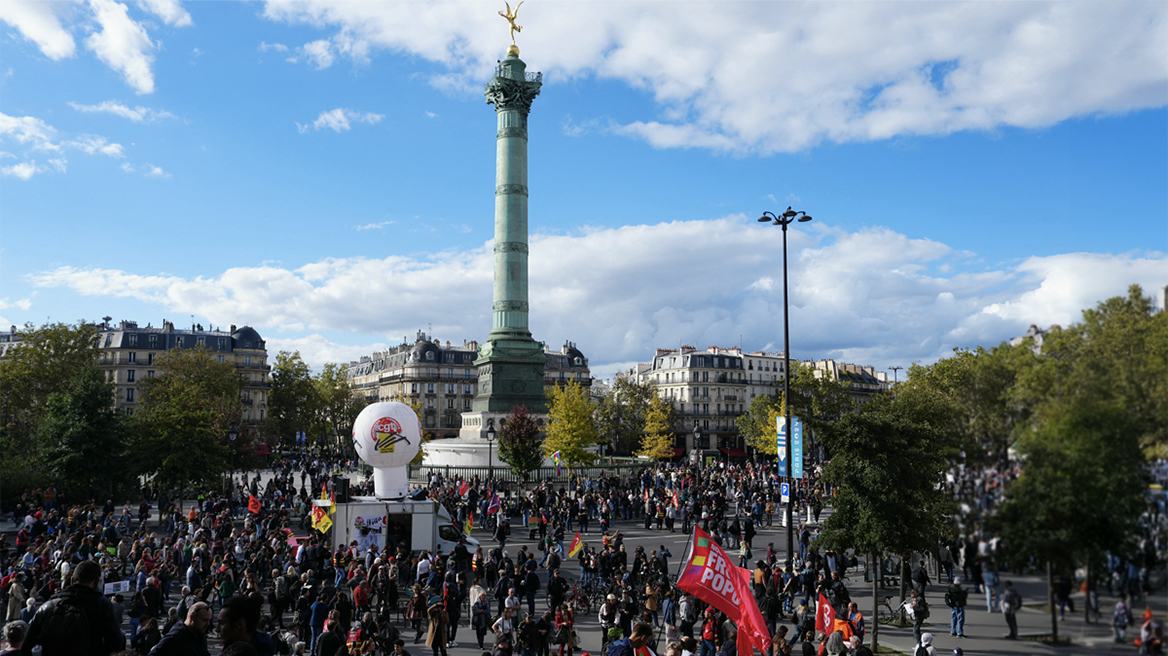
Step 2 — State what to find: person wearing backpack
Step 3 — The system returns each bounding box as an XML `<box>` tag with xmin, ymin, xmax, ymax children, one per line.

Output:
<box><xmin>908</xmin><ymin>589</ymin><xmax>929</xmax><ymax>646</ymax></box>
<box><xmin>945</xmin><ymin>577</ymin><xmax>968</xmax><ymax>638</ymax></box>
<box><xmin>1000</xmin><ymin>580</ymin><xmax>1022</xmax><ymax>640</ymax></box>
<box><xmin>20</xmin><ymin>560</ymin><xmax>125</xmax><ymax>656</ymax></box>
<box><xmin>912</xmin><ymin>632</ymin><xmax>936</xmax><ymax>656</ymax></box>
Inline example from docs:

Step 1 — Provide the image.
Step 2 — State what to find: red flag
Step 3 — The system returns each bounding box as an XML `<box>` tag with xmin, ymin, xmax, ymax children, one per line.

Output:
<box><xmin>676</xmin><ymin>526</ymin><xmax>770</xmax><ymax>655</ymax></box>
<box><xmin>568</xmin><ymin>531</ymin><xmax>583</xmax><ymax>557</ymax></box>
<box><xmin>247</xmin><ymin>495</ymin><xmax>261</xmax><ymax>514</ymax></box>
<box><xmin>815</xmin><ymin>592</ymin><xmax>837</xmax><ymax>636</ymax></box>
<box><xmin>458</xmin><ymin>480</ymin><xmax>470</xmax><ymax>496</ymax></box>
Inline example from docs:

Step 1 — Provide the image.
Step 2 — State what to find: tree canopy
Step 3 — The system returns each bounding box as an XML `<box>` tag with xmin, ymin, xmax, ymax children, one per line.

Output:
<box><xmin>738</xmin><ymin>361</ymin><xmax>853</xmax><ymax>456</ymax></box>
<box><xmin>594</xmin><ymin>373</ymin><xmax>658</xmax><ymax>455</ymax></box>
<box><xmin>543</xmin><ymin>381</ymin><xmax>600</xmax><ymax>467</ymax></box>
<box><xmin>497</xmin><ymin>404</ymin><xmax>544</xmax><ymax>477</ymax></box>
<box><xmin>636</xmin><ymin>394</ymin><xmax>675</xmax><ymax>460</ymax></box>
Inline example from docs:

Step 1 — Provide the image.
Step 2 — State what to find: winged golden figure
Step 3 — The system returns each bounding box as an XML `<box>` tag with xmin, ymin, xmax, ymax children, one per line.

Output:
<box><xmin>499</xmin><ymin>1</ymin><xmax>523</xmax><ymax>45</ymax></box>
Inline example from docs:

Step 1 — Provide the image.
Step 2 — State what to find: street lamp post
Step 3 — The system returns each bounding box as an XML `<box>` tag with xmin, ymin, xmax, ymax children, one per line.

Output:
<box><xmin>758</xmin><ymin>206</ymin><xmax>812</xmax><ymax>571</ymax></box>
<box><xmin>226</xmin><ymin>423</ymin><xmax>238</xmax><ymax>496</ymax></box>
<box><xmin>693</xmin><ymin>421</ymin><xmax>701</xmax><ymax>469</ymax></box>
<box><xmin>485</xmin><ymin>424</ymin><xmax>497</xmax><ymax>481</ymax></box>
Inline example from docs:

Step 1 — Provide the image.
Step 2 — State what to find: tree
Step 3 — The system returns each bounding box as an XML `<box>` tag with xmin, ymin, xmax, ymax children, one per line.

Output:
<box><xmin>815</xmin><ymin>394</ymin><xmax>951</xmax><ymax>653</ymax></box>
<box><xmin>497</xmin><ymin>405</ymin><xmax>544</xmax><ymax>478</ymax></box>
<box><xmin>594</xmin><ymin>373</ymin><xmax>657</xmax><ymax>455</ymax></box>
<box><xmin>543</xmin><ymin>381</ymin><xmax>600</xmax><ymax>467</ymax></box>
<box><xmin>636</xmin><ymin>394</ymin><xmax>674</xmax><ymax>460</ymax></box>
<box><xmin>991</xmin><ymin>286</ymin><xmax>1159</xmax><ymax>642</ymax></box>
<box><xmin>894</xmin><ymin>343</ymin><xmax>1032</xmax><ymax>464</ymax></box>
<box><xmin>37</xmin><ymin>366</ymin><xmax>134</xmax><ymax>499</ymax></box>
<box><xmin>130</xmin><ymin>346</ymin><xmax>243</xmax><ymax>492</ymax></box>
<box><xmin>316</xmin><ymin>362</ymin><xmax>363</xmax><ymax>452</ymax></box>
<box><xmin>738</xmin><ymin>361</ymin><xmax>853</xmax><ymax>456</ymax></box>
<box><xmin>267</xmin><ymin>351</ymin><xmax>320</xmax><ymax>446</ymax></box>
<box><xmin>0</xmin><ymin>321</ymin><xmax>101</xmax><ymax>495</ymax></box>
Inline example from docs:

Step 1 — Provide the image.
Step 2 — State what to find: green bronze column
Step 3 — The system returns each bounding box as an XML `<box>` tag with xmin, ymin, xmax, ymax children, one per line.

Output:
<box><xmin>473</xmin><ymin>45</ymin><xmax>548</xmax><ymax>414</ymax></box>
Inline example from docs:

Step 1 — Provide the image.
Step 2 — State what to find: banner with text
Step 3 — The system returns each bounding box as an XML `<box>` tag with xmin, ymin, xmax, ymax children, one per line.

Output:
<box><xmin>676</xmin><ymin>526</ymin><xmax>771</xmax><ymax>655</ymax></box>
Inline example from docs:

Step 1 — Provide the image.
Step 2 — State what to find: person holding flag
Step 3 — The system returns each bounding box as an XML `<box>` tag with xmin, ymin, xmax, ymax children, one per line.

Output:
<box><xmin>567</xmin><ymin>532</ymin><xmax>583</xmax><ymax>559</ymax></box>
<box><xmin>464</xmin><ymin>514</ymin><xmax>474</xmax><ymax>536</ymax></box>
<box><xmin>675</xmin><ymin>526</ymin><xmax>771</xmax><ymax>655</ymax></box>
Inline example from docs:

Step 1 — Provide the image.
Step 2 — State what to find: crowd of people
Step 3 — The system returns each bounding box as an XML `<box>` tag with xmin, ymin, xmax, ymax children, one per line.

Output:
<box><xmin>0</xmin><ymin>454</ymin><xmax>1163</xmax><ymax>656</ymax></box>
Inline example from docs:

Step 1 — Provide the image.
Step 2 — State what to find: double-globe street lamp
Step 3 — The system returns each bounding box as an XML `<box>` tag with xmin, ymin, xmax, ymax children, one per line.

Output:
<box><xmin>485</xmin><ymin>423</ymin><xmax>497</xmax><ymax>481</ymax></box>
<box><xmin>758</xmin><ymin>206</ymin><xmax>812</xmax><ymax>570</ymax></box>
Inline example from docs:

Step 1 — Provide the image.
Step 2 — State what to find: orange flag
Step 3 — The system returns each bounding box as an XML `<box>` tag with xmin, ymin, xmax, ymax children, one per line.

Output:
<box><xmin>248</xmin><ymin>495</ymin><xmax>262</xmax><ymax>514</ymax></box>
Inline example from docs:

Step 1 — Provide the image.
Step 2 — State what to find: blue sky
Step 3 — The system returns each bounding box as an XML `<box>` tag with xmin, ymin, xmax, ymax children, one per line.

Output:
<box><xmin>1</xmin><ymin>0</ymin><xmax>1165</xmax><ymax>377</ymax></box>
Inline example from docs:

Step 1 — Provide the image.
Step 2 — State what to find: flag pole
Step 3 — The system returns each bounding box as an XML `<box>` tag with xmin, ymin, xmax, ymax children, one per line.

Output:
<box><xmin>674</xmin><ymin>527</ymin><xmax>694</xmax><ymax>582</ymax></box>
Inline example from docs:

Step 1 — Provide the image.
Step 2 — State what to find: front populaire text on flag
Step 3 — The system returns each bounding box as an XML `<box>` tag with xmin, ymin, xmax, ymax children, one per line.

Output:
<box><xmin>675</xmin><ymin>526</ymin><xmax>770</xmax><ymax>655</ymax></box>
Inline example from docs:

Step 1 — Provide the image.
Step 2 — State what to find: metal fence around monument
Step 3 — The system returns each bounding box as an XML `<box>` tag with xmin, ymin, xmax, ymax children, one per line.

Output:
<box><xmin>407</xmin><ymin>460</ymin><xmax>645</xmax><ymax>484</ymax></box>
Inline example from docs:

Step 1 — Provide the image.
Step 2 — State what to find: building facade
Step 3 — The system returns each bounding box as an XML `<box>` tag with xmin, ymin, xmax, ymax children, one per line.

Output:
<box><xmin>95</xmin><ymin>319</ymin><xmax>270</xmax><ymax>426</ymax></box>
<box><xmin>634</xmin><ymin>345</ymin><xmax>891</xmax><ymax>458</ymax></box>
<box><xmin>345</xmin><ymin>332</ymin><xmax>592</xmax><ymax>441</ymax></box>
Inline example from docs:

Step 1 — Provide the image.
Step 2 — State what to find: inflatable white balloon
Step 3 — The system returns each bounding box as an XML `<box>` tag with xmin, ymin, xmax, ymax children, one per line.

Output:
<box><xmin>352</xmin><ymin>401</ymin><xmax>422</xmax><ymax>499</ymax></box>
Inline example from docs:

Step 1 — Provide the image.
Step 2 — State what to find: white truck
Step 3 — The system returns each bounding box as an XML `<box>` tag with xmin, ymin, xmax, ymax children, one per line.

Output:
<box><xmin>319</xmin><ymin>497</ymin><xmax>479</xmax><ymax>555</ymax></box>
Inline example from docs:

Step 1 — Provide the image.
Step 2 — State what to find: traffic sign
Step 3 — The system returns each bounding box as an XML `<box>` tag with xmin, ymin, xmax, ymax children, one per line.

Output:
<box><xmin>780</xmin><ymin>482</ymin><xmax>790</xmax><ymax>503</ymax></box>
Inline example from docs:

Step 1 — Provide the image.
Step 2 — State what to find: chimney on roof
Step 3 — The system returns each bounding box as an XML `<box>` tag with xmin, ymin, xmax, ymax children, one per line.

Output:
<box><xmin>230</xmin><ymin>324</ymin><xmax>236</xmax><ymax>333</ymax></box>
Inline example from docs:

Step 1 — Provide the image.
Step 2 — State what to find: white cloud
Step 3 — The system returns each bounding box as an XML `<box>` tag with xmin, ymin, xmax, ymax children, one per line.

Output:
<box><xmin>121</xmin><ymin>162</ymin><xmax>135</xmax><ymax>172</ymax></box>
<box><xmin>258</xmin><ymin>1</ymin><xmax>1168</xmax><ymax>153</ymax></box>
<box><xmin>265</xmin><ymin>335</ymin><xmax>389</xmax><ymax>371</ymax></box>
<box><xmin>2</xmin><ymin>160</ymin><xmax>39</xmax><ymax>180</ymax></box>
<box><xmin>303</xmin><ymin>108</ymin><xmax>384</xmax><ymax>133</ymax></box>
<box><xmin>144</xmin><ymin>164</ymin><xmax>170</xmax><ymax>178</ymax></box>
<box><xmin>355</xmin><ymin>221</ymin><xmax>394</xmax><ymax>231</ymax></box>
<box><xmin>0</xmin><ymin>0</ymin><xmax>76</xmax><ymax>60</ymax></box>
<box><xmin>85</xmin><ymin>0</ymin><xmax>157</xmax><ymax>95</ymax></box>
<box><xmin>301</xmin><ymin>39</ymin><xmax>334</xmax><ymax>69</ymax></box>
<box><xmin>25</xmin><ymin>216</ymin><xmax>1168</xmax><ymax>370</ymax></box>
<box><xmin>65</xmin><ymin>136</ymin><xmax>125</xmax><ymax>157</ymax></box>
<box><xmin>258</xmin><ymin>41</ymin><xmax>288</xmax><ymax>52</ymax></box>
<box><xmin>69</xmin><ymin>100</ymin><xmax>175</xmax><ymax>122</ymax></box>
<box><xmin>135</xmin><ymin>0</ymin><xmax>191</xmax><ymax>27</ymax></box>
<box><xmin>0</xmin><ymin>113</ymin><xmax>59</xmax><ymax>151</ymax></box>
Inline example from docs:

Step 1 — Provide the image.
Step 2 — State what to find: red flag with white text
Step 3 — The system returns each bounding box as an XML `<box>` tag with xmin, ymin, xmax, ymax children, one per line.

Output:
<box><xmin>458</xmin><ymin>480</ymin><xmax>471</xmax><ymax>496</ymax></box>
<box><xmin>675</xmin><ymin>526</ymin><xmax>770</xmax><ymax>655</ymax></box>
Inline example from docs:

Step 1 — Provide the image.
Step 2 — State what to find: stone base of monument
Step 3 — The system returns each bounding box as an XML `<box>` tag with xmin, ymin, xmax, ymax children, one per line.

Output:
<box><xmin>421</xmin><ymin>436</ymin><xmax>554</xmax><ymax>468</ymax></box>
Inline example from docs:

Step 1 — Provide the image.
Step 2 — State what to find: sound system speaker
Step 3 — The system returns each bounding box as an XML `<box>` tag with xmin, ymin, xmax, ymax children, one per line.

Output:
<box><xmin>331</xmin><ymin>476</ymin><xmax>350</xmax><ymax>504</ymax></box>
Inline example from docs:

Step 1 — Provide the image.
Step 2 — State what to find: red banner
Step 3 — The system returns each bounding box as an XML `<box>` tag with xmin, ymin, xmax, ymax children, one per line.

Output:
<box><xmin>815</xmin><ymin>592</ymin><xmax>837</xmax><ymax>635</ymax></box>
<box><xmin>676</xmin><ymin>526</ymin><xmax>770</xmax><ymax>655</ymax></box>
<box><xmin>248</xmin><ymin>495</ymin><xmax>261</xmax><ymax>514</ymax></box>
<box><xmin>458</xmin><ymin>481</ymin><xmax>470</xmax><ymax>496</ymax></box>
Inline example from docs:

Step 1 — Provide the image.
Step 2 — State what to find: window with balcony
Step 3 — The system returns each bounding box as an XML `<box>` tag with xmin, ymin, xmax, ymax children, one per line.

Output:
<box><xmin>245</xmin><ymin>356</ymin><xmax>252</xmax><ymax>366</ymax></box>
<box><xmin>126</xmin><ymin>389</ymin><xmax>134</xmax><ymax>402</ymax></box>
<box><xmin>127</xmin><ymin>370</ymin><xmax>135</xmax><ymax>383</ymax></box>
<box><xmin>463</xmin><ymin>385</ymin><xmax>472</xmax><ymax>395</ymax></box>
<box><xmin>411</xmin><ymin>383</ymin><xmax>419</xmax><ymax>393</ymax></box>
<box><xmin>464</xmin><ymin>398</ymin><xmax>472</xmax><ymax>410</ymax></box>
<box><xmin>128</xmin><ymin>352</ymin><xmax>136</xmax><ymax>363</ymax></box>
<box><xmin>446</xmin><ymin>398</ymin><xmax>454</xmax><ymax>409</ymax></box>
<box><xmin>426</xmin><ymin>383</ymin><xmax>435</xmax><ymax>394</ymax></box>
<box><xmin>446</xmin><ymin>384</ymin><xmax>455</xmax><ymax>394</ymax></box>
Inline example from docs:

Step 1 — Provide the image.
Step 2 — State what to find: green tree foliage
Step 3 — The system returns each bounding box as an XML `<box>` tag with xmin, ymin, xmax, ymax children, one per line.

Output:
<box><xmin>992</xmin><ymin>286</ymin><xmax>1160</xmax><ymax>643</ymax></box>
<box><xmin>895</xmin><ymin>344</ymin><xmax>1032</xmax><ymax>463</ymax></box>
<box><xmin>131</xmin><ymin>346</ymin><xmax>243</xmax><ymax>491</ymax></box>
<box><xmin>497</xmin><ymin>405</ymin><xmax>544</xmax><ymax>477</ymax></box>
<box><xmin>316</xmin><ymin>362</ymin><xmax>364</xmax><ymax>451</ymax></box>
<box><xmin>817</xmin><ymin>394</ymin><xmax>952</xmax><ymax>558</ymax></box>
<box><xmin>543</xmin><ymin>381</ymin><xmax>599</xmax><ymax>466</ymax></box>
<box><xmin>636</xmin><ymin>394</ymin><xmax>675</xmax><ymax>460</ymax></box>
<box><xmin>815</xmin><ymin>394</ymin><xmax>951</xmax><ymax>651</ymax></box>
<box><xmin>267</xmin><ymin>351</ymin><xmax>319</xmax><ymax>445</ymax></box>
<box><xmin>0</xmin><ymin>321</ymin><xmax>102</xmax><ymax>495</ymax></box>
<box><xmin>594</xmin><ymin>373</ymin><xmax>657</xmax><ymax>455</ymax></box>
<box><xmin>37</xmin><ymin>366</ymin><xmax>134</xmax><ymax>498</ymax></box>
<box><xmin>738</xmin><ymin>362</ymin><xmax>853</xmax><ymax>456</ymax></box>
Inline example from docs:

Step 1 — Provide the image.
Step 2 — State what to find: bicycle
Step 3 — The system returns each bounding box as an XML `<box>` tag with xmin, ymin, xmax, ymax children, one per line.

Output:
<box><xmin>878</xmin><ymin>594</ymin><xmax>910</xmax><ymax>625</ymax></box>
